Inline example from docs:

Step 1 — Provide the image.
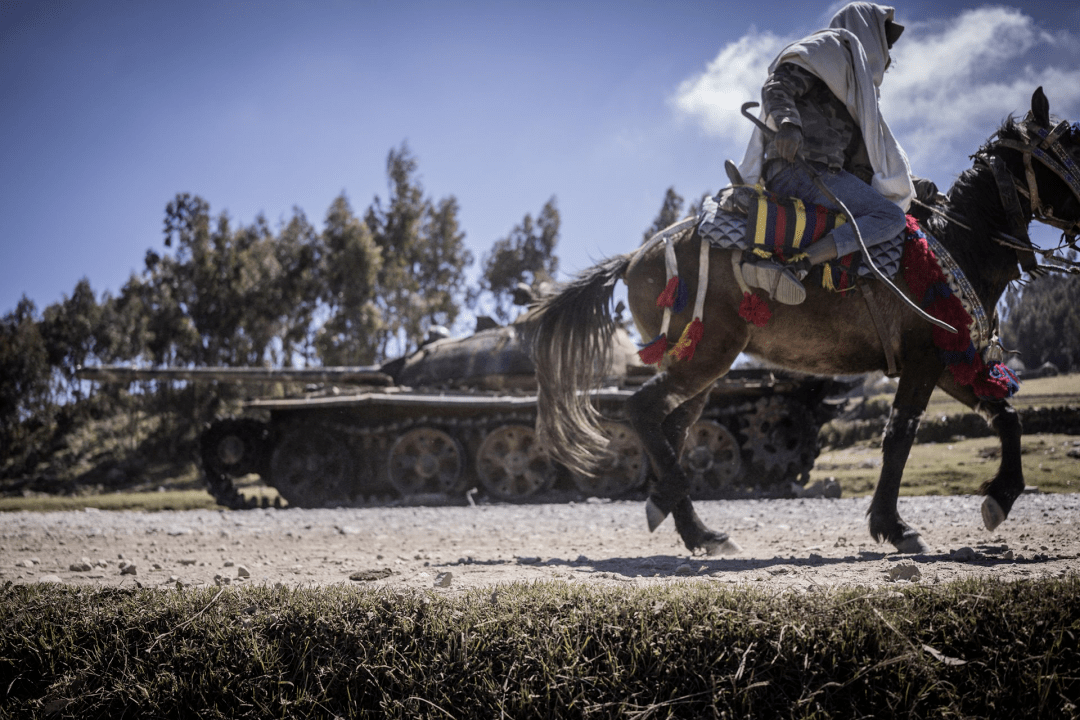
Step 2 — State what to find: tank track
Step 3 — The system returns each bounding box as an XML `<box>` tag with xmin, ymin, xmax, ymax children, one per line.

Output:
<box><xmin>200</xmin><ymin>417</ymin><xmax>275</xmax><ymax>510</ymax></box>
<box><xmin>697</xmin><ymin>394</ymin><xmax>822</xmax><ymax>497</ymax></box>
<box><xmin>201</xmin><ymin>411</ymin><xmax>538</xmax><ymax>509</ymax></box>
<box><xmin>202</xmin><ymin>395</ymin><xmax>825</xmax><ymax>509</ymax></box>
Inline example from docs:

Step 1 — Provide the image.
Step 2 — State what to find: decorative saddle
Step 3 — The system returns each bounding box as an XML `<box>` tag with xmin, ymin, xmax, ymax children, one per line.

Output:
<box><xmin>696</xmin><ymin>185</ymin><xmax>907</xmax><ymax>292</ymax></box>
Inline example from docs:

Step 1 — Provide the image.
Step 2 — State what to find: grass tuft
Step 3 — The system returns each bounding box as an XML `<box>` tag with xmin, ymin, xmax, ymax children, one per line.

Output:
<box><xmin>2</xmin><ymin>577</ymin><xmax>1078</xmax><ymax>718</ymax></box>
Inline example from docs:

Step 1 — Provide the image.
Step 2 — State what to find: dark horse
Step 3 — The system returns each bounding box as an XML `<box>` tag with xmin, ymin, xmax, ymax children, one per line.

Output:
<box><xmin>531</xmin><ymin>88</ymin><xmax>1080</xmax><ymax>554</ymax></box>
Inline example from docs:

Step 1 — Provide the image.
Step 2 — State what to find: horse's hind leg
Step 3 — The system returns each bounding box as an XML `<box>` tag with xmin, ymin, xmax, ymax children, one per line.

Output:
<box><xmin>655</xmin><ymin>389</ymin><xmax>739</xmax><ymax>555</ymax></box>
<box><xmin>626</xmin><ymin>343</ymin><xmax>745</xmax><ymax>554</ymax></box>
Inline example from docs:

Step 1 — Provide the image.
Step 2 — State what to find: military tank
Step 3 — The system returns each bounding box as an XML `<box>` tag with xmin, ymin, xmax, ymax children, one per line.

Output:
<box><xmin>78</xmin><ymin>317</ymin><xmax>843</xmax><ymax>509</ymax></box>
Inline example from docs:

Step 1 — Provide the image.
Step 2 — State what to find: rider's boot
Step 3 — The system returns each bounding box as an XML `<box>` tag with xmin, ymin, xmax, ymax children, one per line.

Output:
<box><xmin>741</xmin><ymin>257</ymin><xmax>806</xmax><ymax>304</ymax></box>
<box><xmin>740</xmin><ymin>234</ymin><xmax>839</xmax><ymax>305</ymax></box>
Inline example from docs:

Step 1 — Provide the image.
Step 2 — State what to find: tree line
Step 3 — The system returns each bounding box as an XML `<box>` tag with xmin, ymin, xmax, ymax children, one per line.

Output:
<box><xmin>999</xmin><ymin>249</ymin><xmax>1080</xmax><ymax>375</ymax></box>
<box><xmin>0</xmin><ymin>144</ymin><xmax>562</xmax><ymax>469</ymax></box>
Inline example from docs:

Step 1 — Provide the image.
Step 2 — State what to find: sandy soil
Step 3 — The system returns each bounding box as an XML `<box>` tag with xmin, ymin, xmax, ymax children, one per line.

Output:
<box><xmin>3</xmin><ymin>492</ymin><xmax>1078</xmax><ymax>594</ymax></box>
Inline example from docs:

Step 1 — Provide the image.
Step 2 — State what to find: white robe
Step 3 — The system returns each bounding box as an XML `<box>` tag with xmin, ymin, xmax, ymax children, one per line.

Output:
<box><xmin>738</xmin><ymin>3</ymin><xmax>915</xmax><ymax>211</ymax></box>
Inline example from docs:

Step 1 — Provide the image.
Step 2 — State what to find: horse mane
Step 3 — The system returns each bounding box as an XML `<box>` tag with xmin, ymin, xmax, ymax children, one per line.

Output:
<box><xmin>922</xmin><ymin>117</ymin><xmax>1032</xmax><ymax>305</ymax></box>
<box><xmin>976</xmin><ymin>115</ymin><xmax>1027</xmax><ymax>156</ymax></box>
<box><xmin>930</xmin><ymin>113</ymin><xmax>1038</xmax><ymax>238</ymax></box>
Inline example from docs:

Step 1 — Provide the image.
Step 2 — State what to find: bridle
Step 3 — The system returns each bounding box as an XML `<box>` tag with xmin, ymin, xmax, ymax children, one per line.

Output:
<box><xmin>974</xmin><ymin>115</ymin><xmax>1080</xmax><ymax>273</ymax></box>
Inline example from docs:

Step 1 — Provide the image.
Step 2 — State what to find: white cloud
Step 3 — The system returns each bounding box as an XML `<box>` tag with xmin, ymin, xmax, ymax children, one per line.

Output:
<box><xmin>884</xmin><ymin>7</ymin><xmax>1080</xmax><ymax>173</ymax></box>
<box><xmin>672</xmin><ymin>6</ymin><xmax>1080</xmax><ymax>181</ymax></box>
<box><xmin>670</xmin><ymin>29</ymin><xmax>789</xmax><ymax>144</ymax></box>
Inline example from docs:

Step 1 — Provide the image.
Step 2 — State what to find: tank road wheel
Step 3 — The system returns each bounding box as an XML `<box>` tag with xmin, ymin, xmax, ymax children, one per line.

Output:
<box><xmin>201</xmin><ymin>418</ymin><xmax>270</xmax><ymax>480</ymax></box>
<box><xmin>269</xmin><ymin>426</ymin><xmax>355</xmax><ymax>508</ymax></box>
<box><xmin>388</xmin><ymin>427</ymin><xmax>465</xmax><ymax>495</ymax></box>
<box><xmin>199</xmin><ymin>418</ymin><xmax>272</xmax><ymax>509</ymax></box>
<box><xmin>681</xmin><ymin>420</ymin><xmax>744</xmax><ymax>498</ymax></box>
<box><xmin>571</xmin><ymin>421</ymin><xmax>648</xmax><ymax>497</ymax></box>
<box><xmin>476</xmin><ymin>424</ymin><xmax>557</xmax><ymax>500</ymax></box>
<box><xmin>740</xmin><ymin>397</ymin><xmax>819</xmax><ymax>488</ymax></box>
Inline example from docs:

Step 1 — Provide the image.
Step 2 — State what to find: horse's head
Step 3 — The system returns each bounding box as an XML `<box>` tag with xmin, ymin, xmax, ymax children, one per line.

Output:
<box><xmin>978</xmin><ymin>87</ymin><xmax>1080</xmax><ymax>272</ymax></box>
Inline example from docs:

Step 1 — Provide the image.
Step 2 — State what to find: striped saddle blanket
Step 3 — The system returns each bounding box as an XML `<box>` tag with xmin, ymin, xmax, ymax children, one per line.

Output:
<box><xmin>697</xmin><ymin>186</ymin><xmax>906</xmax><ymax>291</ymax></box>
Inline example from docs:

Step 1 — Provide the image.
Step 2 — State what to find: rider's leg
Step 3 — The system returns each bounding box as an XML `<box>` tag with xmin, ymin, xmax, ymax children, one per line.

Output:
<box><xmin>767</xmin><ymin>162</ymin><xmax>907</xmax><ymax>256</ymax></box>
<box><xmin>742</xmin><ymin>162</ymin><xmax>906</xmax><ymax>301</ymax></box>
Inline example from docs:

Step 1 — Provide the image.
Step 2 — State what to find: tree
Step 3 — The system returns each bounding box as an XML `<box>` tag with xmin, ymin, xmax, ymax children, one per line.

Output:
<box><xmin>1000</xmin><ymin>251</ymin><xmax>1080</xmax><ymax>373</ymax></box>
<box><xmin>40</xmin><ymin>278</ymin><xmax>103</xmax><ymax>396</ymax></box>
<box><xmin>365</xmin><ymin>144</ymin><xmax>473</xmax><ymax>357</ymax></box>
<box><xmin>476</xmin><ymin>197</ymin><xmax>560</xmax><ymax>323</ymax></box>
<box><xmin>0</xmin><ymin>297</ymin><xmax>51</xmax><ymax>455</ymax></box>
<box><xmin>155</xmin><ymin>193</ymin><xmax>320</xmax><ymax>367</ymax></box>
<box><xmin>642</xmin><ymin>187</ymin><xmax>686</xmax><ymax>244</ymax></box>
<box><xmin>273</xmin><ymin>208</ymin><xmax>323</xmax><ymax>366</ymax></box>
<box><xmin>315</xmin><ymin>194</ymin><xmax>384</xmax><ymax>365</ymax></box>
<box><xmin>641</xmin><ymin>187</ymin><xmax>714</xmax><ymax>246</ymax></box>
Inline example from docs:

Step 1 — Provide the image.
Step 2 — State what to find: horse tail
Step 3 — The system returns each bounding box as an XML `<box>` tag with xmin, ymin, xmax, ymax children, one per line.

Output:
<box><xmin>529</xmin><ymin>253</ymin><xmax>632</xmax><ymax>477</ymax></box>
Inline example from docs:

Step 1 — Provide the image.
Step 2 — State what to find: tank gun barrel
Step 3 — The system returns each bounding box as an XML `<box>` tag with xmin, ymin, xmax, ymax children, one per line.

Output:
<box><xmin>76</xmin><ymin>365</ymin><xmax>394</xmax><ymax>386</ymax></box>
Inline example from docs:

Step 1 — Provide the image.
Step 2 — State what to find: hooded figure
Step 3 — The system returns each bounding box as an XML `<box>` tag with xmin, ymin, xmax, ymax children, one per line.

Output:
<box><xmin>736</xmin><ymin>3</ymin><xmax>913</xmax><ymax>305</ymax></box>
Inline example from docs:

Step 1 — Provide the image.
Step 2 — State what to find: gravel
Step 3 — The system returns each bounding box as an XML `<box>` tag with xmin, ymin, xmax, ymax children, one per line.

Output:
<box><xmin>2</xmin><ymin>493</ymin><xmax>1077</xmax><ymax>592</ymax></box>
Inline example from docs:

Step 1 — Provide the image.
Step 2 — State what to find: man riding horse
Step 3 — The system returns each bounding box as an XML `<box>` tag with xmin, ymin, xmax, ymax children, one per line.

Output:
<box><xmin>530</xmin><ymin>0</ymin><xmax>1080</xmax><ymax>555</ymax></box>
<box><xmin>738</xmin><ymin>2</ymin><xmax>911</xmax><ymax>305</ymax></box>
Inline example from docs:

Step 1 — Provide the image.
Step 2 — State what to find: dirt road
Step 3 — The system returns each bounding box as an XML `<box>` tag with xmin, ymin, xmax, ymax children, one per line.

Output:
<box><xmin>3</xmin><ymin>493</ymin><xmax>1077</xmax><ymax>593</ymax></box>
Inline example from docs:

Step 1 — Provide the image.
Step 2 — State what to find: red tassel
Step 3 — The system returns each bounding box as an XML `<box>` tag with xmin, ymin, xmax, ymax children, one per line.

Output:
<box><xmin>950</xmin><ymin>360</ymin><xmax>978</xmax><ymax>387</ymax></box>
<box><xmin>656</xmin><ymin>276</ymin><xmax>681</xmax><ymax>308</ymax></box>
<box><xmin>669</xmin><ymin>318</ymin><xmax>704</xmax><ymax>362</ymax></box>
<box><xmin>738</xmin><ymin>292</ymin><xmax>772</xmax><ymax>327</ymax></box>
<box><xmin>931</xmin><ymin>302</ymin><xmax>973</xmax><ymax>351</ymax></box>
<box><xmin>638</xmin><ymin>334</ymin><xmax>668</xmax><ymax>365</ymax></box>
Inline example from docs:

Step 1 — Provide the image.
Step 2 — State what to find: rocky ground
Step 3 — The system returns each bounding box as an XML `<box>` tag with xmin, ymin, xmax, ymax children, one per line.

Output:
<box><xmin>3</xmin><ymin>492</ymin><xmax>1078</xmax><ymax>594</ymax></box>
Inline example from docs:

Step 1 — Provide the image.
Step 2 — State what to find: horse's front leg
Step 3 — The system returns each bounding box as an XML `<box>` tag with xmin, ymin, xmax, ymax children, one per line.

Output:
<box><xmin>979</xmin><ymin>401</ymin><xmax>1025</xmax><ymax>529</ymax></box>
<box><xmin>933</xmin><ymin>375</ymin><xmax>1026</xmax><ymax>530</ymax></box>
<box><xmin>866</xmin><ymin>350</ymin><xmax>944</xmax><ymax>553</ymax></box>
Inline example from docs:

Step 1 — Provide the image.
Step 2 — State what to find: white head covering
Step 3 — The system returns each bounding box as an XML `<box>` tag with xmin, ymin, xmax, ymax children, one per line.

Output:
<box><xmin>738</xmin><ymin>3</ymin><xmax>915</xmax><ymax>211</ymax></box>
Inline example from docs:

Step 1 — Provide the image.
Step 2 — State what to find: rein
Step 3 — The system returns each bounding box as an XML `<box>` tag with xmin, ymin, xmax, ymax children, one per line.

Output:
<box><xmin>973</xmin><ymin>115</ymin><xmax>1080</xmax><ymax>273</ymax></box>
<box><xmin>910</xmin><ymin>198</ymin><xmax>1080</xmax><ymax>276</ymax></box>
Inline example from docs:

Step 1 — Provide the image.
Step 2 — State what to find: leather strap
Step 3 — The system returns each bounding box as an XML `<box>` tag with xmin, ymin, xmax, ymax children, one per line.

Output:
<box><xmin>981</xmin><ymin>154</ymin><xmax>1040</xmax><ymax>272</ymax></box>
<box><xmin>861</xmin><ymin>282</ymin><xmax>898</xmax><ymax>377</ymax></box>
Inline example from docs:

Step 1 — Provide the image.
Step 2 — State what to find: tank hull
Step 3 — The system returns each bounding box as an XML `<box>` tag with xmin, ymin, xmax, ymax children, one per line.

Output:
<box><xmin>199</xmin><ymin>370</ymin><xmax>840</xmax><ymax>509</ymax></box>
<box><xmin>81</xmin><ymin>323</ymin><xmax>845</xmax><ymax>509</ymax></box>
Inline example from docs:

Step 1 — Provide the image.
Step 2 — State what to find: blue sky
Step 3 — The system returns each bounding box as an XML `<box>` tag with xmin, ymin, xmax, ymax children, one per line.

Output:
<box><xmin>3</xmin><ymin>1</ymin><xmax>1079</xmax><ymax>329</ymax></box>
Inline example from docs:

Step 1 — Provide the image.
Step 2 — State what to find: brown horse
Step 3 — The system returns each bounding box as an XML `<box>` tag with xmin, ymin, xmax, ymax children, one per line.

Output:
<box><xmin>531</xmin><ymin>88</ymin><xmax>1080</xmax><ymax>554</ymax></box>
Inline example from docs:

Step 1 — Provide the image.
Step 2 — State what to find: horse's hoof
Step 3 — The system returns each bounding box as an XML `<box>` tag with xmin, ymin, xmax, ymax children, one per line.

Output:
<box><xmin>982</xmin><ymin>496</ymin><xmax>1006</xmax><ymax>531</ymax></box>
<box><xmin>645</xmin><ymin>497</ymin><xmax>668</xmax><ymax>533</ymax></box>
<box><xmin>703</xmin><ymin>537</ymin><xmax>741</xmax><ymax>556</ymax></box>
<box><xmin>892</xmin><ymin>532</ymin><xmax>930</xmax><ymax>555</ymax></box>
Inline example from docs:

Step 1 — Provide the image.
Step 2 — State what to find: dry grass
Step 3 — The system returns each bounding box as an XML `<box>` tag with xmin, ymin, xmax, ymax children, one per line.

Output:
<box><xmin>2</xmin><ymin>577</ymin><xmax>1077</xmax><ymax>718</ymax></box>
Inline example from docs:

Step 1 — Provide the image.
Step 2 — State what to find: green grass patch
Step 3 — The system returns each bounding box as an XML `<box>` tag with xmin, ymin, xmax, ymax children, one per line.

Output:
<box><xmin>813</xmin><ymin>434</ymin><xmax>1080</xmax><ymax>497</ymax></box>
<box><xmin>0</xmin><ymin>475</ymin><xmax>280</xmax><ymax>513</ymax></box>
<box><xmin>2</xmin><ymin>578</ymin><xmax>1077</xmax><ymax>718</ymax></box>
<box><xmin>0</xmin><ymin>489</ymin><xmax>222</xmax><ymax>513</ymax></box>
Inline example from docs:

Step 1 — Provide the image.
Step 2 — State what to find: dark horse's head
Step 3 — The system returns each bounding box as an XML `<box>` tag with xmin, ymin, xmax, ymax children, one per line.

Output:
<box><xmin>981</xmin><ymin>88</ymin><xmax>1080</xmax><ymax>261</ymax></box>
<box><xmin>931</xmin><ymin>88</ymin><xmax>1080</xmax><ymax>299</ymax></box>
